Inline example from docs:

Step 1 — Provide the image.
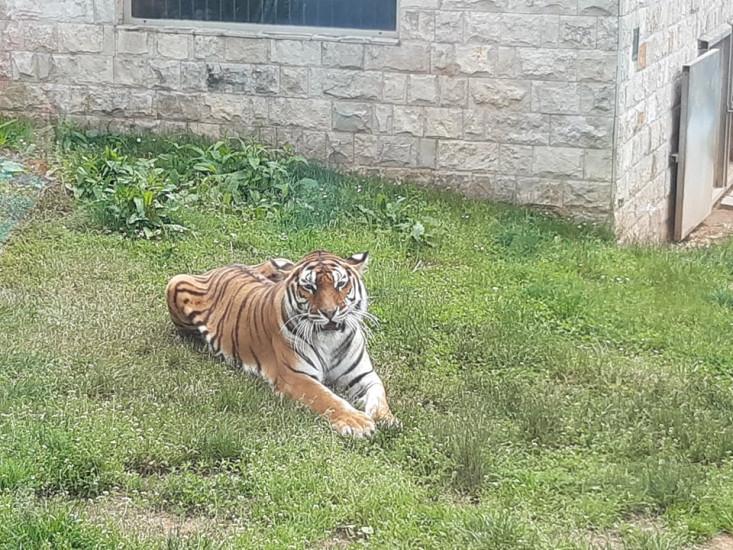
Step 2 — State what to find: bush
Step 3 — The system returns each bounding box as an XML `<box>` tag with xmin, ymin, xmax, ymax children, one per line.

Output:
<box><xmin>65</xmin><ymin>146</ymin><xmax>186</xmax><ymax>239</ymax></box>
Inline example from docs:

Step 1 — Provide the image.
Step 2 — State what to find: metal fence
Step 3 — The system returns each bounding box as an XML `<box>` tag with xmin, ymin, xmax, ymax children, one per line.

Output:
<box><xmin>131</xmin><ymin>0</ymin><xmax>397</xmax><ymax>30</ymax></box>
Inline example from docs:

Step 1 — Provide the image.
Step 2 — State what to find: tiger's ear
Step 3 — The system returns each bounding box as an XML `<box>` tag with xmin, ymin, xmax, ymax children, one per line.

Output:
<box><xmin>270</xmin><ymin>258</ymin><xmax>295</xmax><ymax>271</ymax></box>
<box><xmin>346</xmin><ymin>252</ymin><xmax>369</xmax><ymax>273</ymax></box>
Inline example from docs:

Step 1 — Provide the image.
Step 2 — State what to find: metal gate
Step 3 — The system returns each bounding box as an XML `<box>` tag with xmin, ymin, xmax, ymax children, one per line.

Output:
<box><xmin>674</xmin><ymin>24</ymin><xmax>733</xmax><ymax>241</ymax></box>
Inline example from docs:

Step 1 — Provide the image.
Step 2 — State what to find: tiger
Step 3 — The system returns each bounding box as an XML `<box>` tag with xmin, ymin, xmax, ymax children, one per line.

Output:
<box><xmin>165</xmin><ymin>251</ymin><xmax>397</xmax><ymax>437</ymax></box>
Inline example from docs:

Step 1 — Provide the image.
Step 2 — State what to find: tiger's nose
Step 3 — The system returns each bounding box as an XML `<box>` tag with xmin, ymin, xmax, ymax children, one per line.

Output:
<box><xmin>322</xmin><ymin>308</ymin><xmax>337</xmax><ymax>320</ymax></box>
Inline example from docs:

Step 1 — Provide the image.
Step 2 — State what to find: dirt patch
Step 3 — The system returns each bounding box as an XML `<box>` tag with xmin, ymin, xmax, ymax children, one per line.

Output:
<box><xmin>700</xmin><ymin>534</ymin><xmax>733</xmax><ymax>550</ymax></box>
<box><xmin>678</xmin><ymin>207</ymin><xmax>733</xmax><ymax>248</ymax></box>
<box><xmin>84</xmin><ymin>494</ymin><xmax>243</xmax><ymax>540</ymax></box>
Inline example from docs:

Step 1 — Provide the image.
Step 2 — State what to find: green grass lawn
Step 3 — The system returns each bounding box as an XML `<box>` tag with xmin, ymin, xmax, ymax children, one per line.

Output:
<box><xmin>1</xmin><ymin>123</ymin><xmax>733</xmax><ymax>548</ymax></box>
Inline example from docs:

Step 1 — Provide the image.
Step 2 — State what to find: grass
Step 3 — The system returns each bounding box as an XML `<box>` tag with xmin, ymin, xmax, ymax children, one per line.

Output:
<box><xmin>2</xmin><ymin>120</ymin><xmax>733</xmax><ymax>547</ymax></box>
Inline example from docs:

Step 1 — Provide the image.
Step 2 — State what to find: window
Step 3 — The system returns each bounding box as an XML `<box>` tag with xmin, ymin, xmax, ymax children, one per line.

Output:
<box><xmin>129</xmin><ymin>0</ymin><xmax>397</xmax><ymax>33</ymax></box>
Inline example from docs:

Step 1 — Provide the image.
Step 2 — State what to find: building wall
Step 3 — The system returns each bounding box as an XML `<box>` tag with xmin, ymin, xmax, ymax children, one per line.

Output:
<box><xmin>614</xmin><ymin>0</ymin><xmax>733</xmax><ymax>242</ymax></box>
<box><xmin>0</xmin><ymin>0</ymin><xmax>617</xmax><ymax>221</ymax></box>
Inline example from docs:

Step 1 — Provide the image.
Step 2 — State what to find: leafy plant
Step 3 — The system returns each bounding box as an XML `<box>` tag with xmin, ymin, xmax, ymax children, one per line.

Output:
<box><xmin>65</xmin><ymin>146</ymin><xmax>186</xmax><ymax>238</ymax></box>
<box><xmin>355</xmin><ymin>193</ymin><xmax>439</xmax><ymax>247</ymax></box>
<box><xmin>0</xmin><ymin>118</ymin><xmax>33</xmax><ymax>151</ymax></box>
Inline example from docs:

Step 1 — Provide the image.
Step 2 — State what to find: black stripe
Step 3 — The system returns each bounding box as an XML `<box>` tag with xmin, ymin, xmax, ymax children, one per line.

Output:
<box><xmin>353</xmin><ymin>381</ymin><xmax>377</xmax><ymax>401</ymax></box>
<box><xmin>200</xmin><ymin>270</ymin><xmax>241</xmax><ymax>325</ymax></box>
<box><xmin>339</xmin><ymin>345</ymin><xmax>365</xmax><ymax>379</ymax></box>
<box><xmin>285</xmin><ymin>363</ymin><xmax>318</xmax><ymax>381</ymax></box>
<box><xmin>333</xmin><ymin>328</ymin><xmax>356</xmax><ymax>366</ymax></box>
<box><xmin>344</xmin><ymin>369</ymin><xmax>373</xmax><ymax>392</ymax></box>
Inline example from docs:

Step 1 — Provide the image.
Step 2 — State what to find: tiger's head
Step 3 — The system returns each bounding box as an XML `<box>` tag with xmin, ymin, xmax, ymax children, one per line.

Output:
<box><xmin>283</xmin><ymin>250</ymin><xmax>370</xmax><ymax>332</ymax></box>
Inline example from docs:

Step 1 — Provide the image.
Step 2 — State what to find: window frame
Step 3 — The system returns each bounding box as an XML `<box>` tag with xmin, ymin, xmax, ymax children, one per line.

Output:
<box><xmin>123</xmin><ymin>0</ymin><xmax>400</xmax><ymax>39</ymax></box>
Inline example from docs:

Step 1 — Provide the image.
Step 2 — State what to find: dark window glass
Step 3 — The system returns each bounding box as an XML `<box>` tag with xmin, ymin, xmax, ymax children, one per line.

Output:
<box><xmin>131</xmin><ymin>0</ymin><xmax>397</xmax><ymax>31</ymax></box>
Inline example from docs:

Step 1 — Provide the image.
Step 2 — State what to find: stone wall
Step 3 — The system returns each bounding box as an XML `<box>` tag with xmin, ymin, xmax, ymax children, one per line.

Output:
<box><xmin>0</xmin><ymin>0</ymin><xmax>618</xmax><ymax>222</ymax></box>
<box><xmin>614</xmin><ymin>0</ymin><xmax>733</xmax><ymax>242</ymax></box>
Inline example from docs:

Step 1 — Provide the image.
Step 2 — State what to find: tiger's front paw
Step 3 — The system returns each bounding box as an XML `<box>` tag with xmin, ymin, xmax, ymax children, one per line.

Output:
<box><xmin>330</xmin><ymin>409</ymin><xmax>376</xmax><ymax>438</ymax></box>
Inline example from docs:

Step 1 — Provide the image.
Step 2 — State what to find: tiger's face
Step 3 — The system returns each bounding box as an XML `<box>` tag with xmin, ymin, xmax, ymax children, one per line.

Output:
<box><xmin>287</xmin><ymin>251</ymin><xmax>369</xmax><ymax>331</ymax></box>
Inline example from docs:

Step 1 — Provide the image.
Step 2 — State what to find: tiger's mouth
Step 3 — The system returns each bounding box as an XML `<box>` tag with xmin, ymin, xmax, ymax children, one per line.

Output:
<box><xmin>320</xmin><ymin>321</ymin><xmax>345</xmax><ymax>331</ymax></box>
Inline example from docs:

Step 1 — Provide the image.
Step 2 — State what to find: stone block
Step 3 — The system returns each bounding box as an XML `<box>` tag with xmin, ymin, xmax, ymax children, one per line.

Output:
<box><xmin>154</xmin><ymin>92</ymin><xmax>202</xmax><ymax>120</ymax></box>
<box><xmin>531</xmin><ymin>81</ymin><xmax>579</xmax><ymax>114</ymax></box>
<box><xmin>194</xmin><ymin>35</ymin><xmax>224</xmax><ymax>59</ymax></box>
<box><xmin>326</xmin><ymin>132</ymin><xmax>354</xmax><ymax>165</ymax></box>
<box><xmin>181</xmin><ymin>62</ymin><xmax>208</xmax><ymax>91</ymax></box>
<box><xmin>271</xmin><ymin>39</ymin><xmax>320</xmax><ymax>66</ymax></box>
<box><xmin>379</xmin><ymin>136</ymin><xmax>418</xmax><ymax>167</ymax></box>
<box><xmin>206</xmin><ymin>63</ymin><xmax>278</xmax><ymax>95</ymax></box>
<box><xmin>311</xmin><ymin>69</ymin><xmax>382</xmax><ymax>100</ymax></box>
<box><xmin>401</xmin><ymin>11</ymin><xmax>435</xmax><ymax>42</ymax></box>
<box><xmin>579</xmin><ymin>83</ymin><xmax>615</xmax><ymax>115</ymax></box>
<box><xmin>467</xmin><ymin>13</ymin><xmax>558</xmax><ymax>47</ymax></box>
<box><xmin>470</xmin><ymin>79</ymin><xmax>530</xmax><ymax>110</ymax></box>
<box><xmin>564</xmin><ymin>181</ymin><xmax>612</xmax><ymax>212</ymax></box>
<box><xmin>53</xmin><ymin>54</ymin><xmax>113</xmax><ymax>84</ymax></box>
<box><xmin>463</xmin><ymin>110</ymin><xmax>486</xmax><ymax>139</ymax></box>
<box><xmin>393</xmin><ymin>106</ymin><xmax>423</xmax><ymax>136</ymax></box>
<box><xmin>58</xmin><ymin>24</ymin><xmax>105</xmax><ymax>53</ymax></box>
<box><xmin>204</xmin><ymin>94</ymin><xmax>268</xmax><ymax>125</ymax></box>
<box><xmin>11</xmin><ymin>52</ymin><xmax>35</xmax><ymax>79</ymax></box>
<box><xmin>440</xmin><ymin>0</ymin><xmax>506</xmax><ymax>9</ymax></box>
<box><xmin>332</xmin><ymin>102</ymin><xmax>372</xmax><ymax>132</ymax></box>
<box><xmin>115</xmin><ymin>56</ymin><xmax>180</xmax><ymax>89</ymax></box>
<box><xmin>550</xmin><ymin>115</ymin><xmax>614</xmax><ymax>148</ymax></box>
<box><xmin>0</xmin><ymin>54</ymin><xmax>11</xmax><ymax>79</ymax></box>
<box><xmin>516</xmin><ymin>177</ymin><xmax>563</xmax><ymax>207</ymax></box>
<box><xmin>365</xmin><ymin>43</ymin><xmax>430</xmax><ymax>72</ymax></box>
<box><xmin>485</xmin><ymin>113</ymin><xmax>550</xmax><ymax>145</ymax></box>
<box><xmin>374</xmin><ymin>105</ymin><xmax>393</xmax><ymax>133</ymax></box>
<box><xmin>439</xmin><ymin>77</ymin><xmax>467</xmax><ymax>107</ymax></box>
<box><xmin>117</xmin><ymin>30</ymin><xmax>149</xmax><ymax>55</ymax></box>
<box><xmin>473</xmin><ymin>174</ymin><xmax>516</xmax><ymax>202</ymax></box>
<box><xmin>223</xmin><ymin>37</ymin><xmax>269</xmax><ymax>63</ymax></box>
<box><xmin>559</xmin><ymin>17</ymin><xmax>597</xmax><ymax>48</ymax></box>
<box><xmin>322</xmin><ymin>42</ymin><xmax>363</xmax><ymax>69</ymax></box>
<box><xmin>433</xmin><ymin>45</ymin><xmax>496</xmax><ymax>76</ymax></box>
<box><xmin>499</xmin><ymin>144</ymin><xmax>533</xmax><ymax>175</ymax></box>
<box><xmin>2</xmin><ymin>21</ymin><xmax>57</xmax><ymax>51</ymax></box>
<box><xmin>280</xmin><ymin>66</ymin><xmax>308</xmax><ymax>97</ymax></box>
<box><xmin>577</xmin><ymin>51</ymin><xmax>617</xmax><ymax>82</ymax></box>
<box><xmin>584</xmin><ymin>148</ymin><xmax>613</xmax><ymax>181</ymax></box>
<box><xmin>417</xmin><ymin>138</ymin><xmax>437</xmax><ymax>168</ymax></box>
<box><xmin>533</xmin><ymin>146</ymin><xmax>583</xmax><ymax>178</ymax></box>
<box><xmin>435</xmin><ymin>12</ymin><xmax>464</xmax><ymax>43</ymax></box>
<box><xmin>424</xmin><ymin>107</ymin><xmax>462</xmax><ymax>138</ymax></box>
<box><xmin>156</xmin><ymin>33</ymin><xmax>191</xmax><ymax>60</ymax></box>
<box><xmin>87</xmin><ymin>88</ymin><xmax>153</xmax><ymax>117</ymax></box>
<box><xmin>437</xmin><ymin>140</ymin><xmax>499</xmax><ymax>171</ymax></box>
<box><xmin>43</xmin><ymin>84</ymin><xmax>89</xmax><ymax>114</ymax></box>
<box><xmin>517</xmin><ymin>48</ymin><xmax>576</xmax><ymax>80</ymax></box>
<box><xmin>596</xmin><ymin>16</ymin><xmax>618</xmax><ymax>50</ymax></box>
<box><xmin>408</xmin><ymin>75</ymin><xmax>438</xmax><ymax>105</ymax></box>
<box><xmin>505</xmin><ymin>0</ymin><xmax>576</xmax><ymax>14</ymax></box>
<box><xmin>0</xmin><ymin>82</ymin><xmax>49</xmax><ymax>111</ymax></box>
<box><xmin>383</xmin><ymin>73</ymin><xmax>407</xmax><ymax>102</ymax></box>
<box><xmin>269</xmin><ymin>98</ymin><xmax>331</xmax><ymax>129</ymax></box>
<box><xmin>578</xmin><ymin>0</ymin><xmax>618</xmax><ymax>15</ymax></box>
